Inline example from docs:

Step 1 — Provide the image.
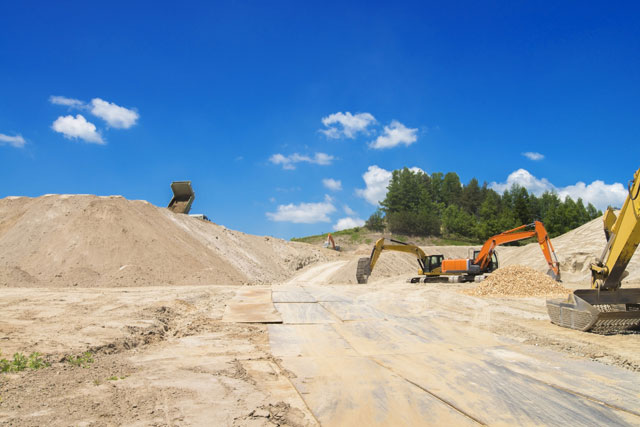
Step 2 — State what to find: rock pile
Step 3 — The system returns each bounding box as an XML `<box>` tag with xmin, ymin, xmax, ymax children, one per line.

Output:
<box><xmin>466</xmin><ymin>265</ymin><xmax>570</xmax><ymax>297</ymax></box>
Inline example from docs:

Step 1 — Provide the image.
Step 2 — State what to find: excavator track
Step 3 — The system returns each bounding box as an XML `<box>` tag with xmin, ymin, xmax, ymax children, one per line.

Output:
<box><xmin>356</xmin><ymin>257</ymin><xmax>371</xmax><ymax>284</ymax></box>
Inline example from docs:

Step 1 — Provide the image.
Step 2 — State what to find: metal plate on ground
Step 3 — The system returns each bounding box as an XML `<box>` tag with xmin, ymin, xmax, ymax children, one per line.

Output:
<box><xmin>273</xmin><ymin>303</ymin><xmax>336</xmax><ymax>324</ymax></box>
<box><xmin>272</xmin><ymin>288</ymin><xmax>317</xmax><ymax>303</ymax></box>
<box><xmin>279</xmin><ymin>356</ymin><xmax>478</xmax><ymax>426</ymax></box>
<box><xmin>320</xmin><ymin>301</ymin><xmax>388</xmax><ymax>321</ymax></box>
<box><xmin>268</xmin><ymin>324</ymin><xmax>356</xmax><ymax>357</ymax></box>
<box><xmin>373</xmin><ymin>351</ymin><xmax>640</xmax><ymax>426</ymax></box>
<box><xmin>222</xmin><ymin>288</ymin><xmax>282</xmax><ymax>323</ymax></box>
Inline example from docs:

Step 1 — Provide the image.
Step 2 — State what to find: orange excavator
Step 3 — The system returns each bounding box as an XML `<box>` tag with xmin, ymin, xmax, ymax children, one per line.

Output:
<box><xmin>442</xmin><ymin>221</ymin><xmax>561</xmax><ymax>282</ymax></box>
<box><xmin>356</xmin><ymin>221</ymin><xmax>561</xmax><ymax>284</ymax></box>
<box><xmin>323</xmin><ymin>233</ymin><xmax>340</xmax><ymax>251</ymax></box>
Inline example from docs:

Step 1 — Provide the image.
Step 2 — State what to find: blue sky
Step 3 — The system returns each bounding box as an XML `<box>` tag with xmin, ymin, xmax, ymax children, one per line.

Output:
<box><xmin>2</xmin><ymin>1</ymin><xmax>640</xmax><ymax>239</ymax></box>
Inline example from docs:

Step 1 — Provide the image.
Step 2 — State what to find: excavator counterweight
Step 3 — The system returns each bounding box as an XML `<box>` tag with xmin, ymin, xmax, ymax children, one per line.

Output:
<box><xmin>547</xmin><ymin>167</ymin><xmax>640</xmax><ymax>332</ymax></box>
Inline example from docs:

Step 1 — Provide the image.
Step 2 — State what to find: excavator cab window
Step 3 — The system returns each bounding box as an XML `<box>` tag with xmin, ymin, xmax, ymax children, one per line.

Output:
<box><xmin>472</xmin><ymin>250</ymin><xmax>499</xmax><ymax>272</ymax></box>
<box><xmin>488</xmin><ymin>252</ymin><xmax>498</xmax><ymax>272</ymax></box>
<box><xmin>427</xmin><ymin>255</ymin><xmax>443</xmax><ymax>272</ymax></box>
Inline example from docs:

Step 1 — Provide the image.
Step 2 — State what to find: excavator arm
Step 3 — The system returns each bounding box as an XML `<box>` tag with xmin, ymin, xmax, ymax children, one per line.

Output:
<box><xmin>473</xmin><ymin>221</ymin><xmax>560</xmax><ymax>280</ymax></box>
<box><xmin>547</xmin><ymin>167</ymin><xmax>640</xmax><ymax>332</ymax></box>
<box><xmin>591</xmin><ymin>170</ymin><xmax>640</xmax><ymax>291</ymax></box>
<box><xmin>356</xmin><ymin>238</ymin><xmax>428</xmax><ymax>284</ymax></box>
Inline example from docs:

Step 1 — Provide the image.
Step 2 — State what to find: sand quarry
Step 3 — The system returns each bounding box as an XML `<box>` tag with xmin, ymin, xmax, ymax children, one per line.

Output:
<box><xmin>1</xmin><ymin>194</ymin><xmax>640</xmax><ymax>426</ymax></box>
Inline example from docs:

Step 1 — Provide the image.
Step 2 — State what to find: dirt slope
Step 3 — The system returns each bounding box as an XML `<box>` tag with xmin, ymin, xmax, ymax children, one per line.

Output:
<box><xmin>0</xmin><ymin>195</ymin><xmax>335</xmax><ymax>287</ymax></box>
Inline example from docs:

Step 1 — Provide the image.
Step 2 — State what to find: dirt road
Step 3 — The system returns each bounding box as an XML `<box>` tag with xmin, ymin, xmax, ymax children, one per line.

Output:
<box><xmin>1</xmin><ymin>260</ymin><xmax>639</xmax><ymax>425</ymax></box>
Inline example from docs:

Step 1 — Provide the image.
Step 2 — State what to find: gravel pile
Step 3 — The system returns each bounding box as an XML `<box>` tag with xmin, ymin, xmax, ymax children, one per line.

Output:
<box><xmin>466</xmin><ymin>265</ymin><xmax>570</xmax><ymax>297</ymax></box>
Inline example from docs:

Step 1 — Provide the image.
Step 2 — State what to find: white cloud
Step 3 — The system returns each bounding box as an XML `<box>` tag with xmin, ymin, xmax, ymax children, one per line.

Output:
<box><xmin>557</xmin><ymin>181</ymin><xmax>627</xmax><ymax>211</ymax></box>
<box><xmin>489</xmin><ymin>168</ymin><xmax>627</xmax><ymax>210</ymax></box>
<box><xmin>355</xmin><ymin>165</ymin><xmax>393</xmax><ymax>205</ymax></box>
<box><xmin>322</xmin><ymin>178</ymin><xmax>342</xmax><ymax>191</ymax></box>
<box><xmin>49</xmin><ymin>95</ymin><xmax>85</xmax><ymax>108</ymax></box>
<box><xmin>522</xmin><ymin>151</ymin><xmax>544</xmax><ymax>161</ymax></box>
<box><xmin>52</xmin><ymin>114</ymin><xmax>104</xmax><ymax>144</ymax></box>
<box><xmin>90</xmin><ymin>98</ymin><xmax>139</xmax><ymax>129</ymax></box>
<box><xmin>0</xmin><ymin>133</ymin><xmax>26</xmax><ymax>148</ymax></box>
<box><xmin>490</xmin><ymin>169</ymin><xmax>554</xmax><ymax>196</ymax></box>
<box><xmin>269</xmin><ymin>152</ymin><xmax>334</xmax><ymax>170</ymax></box>
<box><xmin>333</xmin><ymin>217</ymin><xmax>365</xmax><ymax>231</ymax></box>
<box><xmin>343</xmin><ymin>205</ymin><xmax>356</xmax><ymax>216</ymax></box>
<box><xmin>321</xmin><ymin>112</ymin><xmax>376</xmax><ymax>139</ymax></box>
<box><xmin>266</xmin><ymin>195</ymin><xmax>336</xmax><ymax>223</ymax></box>
<box><xmin>409</xmin><ymin>166</ymin><xmax>426</xmax><ymax>175</ymax></box>
<box><xmin>369</xmin><ymin>120</ymin><xmax>418</xmax><ymax>149</ymax></box>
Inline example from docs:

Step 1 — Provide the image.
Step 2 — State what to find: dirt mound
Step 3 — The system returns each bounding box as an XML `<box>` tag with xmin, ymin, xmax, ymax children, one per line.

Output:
<box><xmin>466</xmin><ymin>265</ymin><xmax>570</xmax><ymax>297</ymax></box>
<box><xmin>0</xmin><ymin>195</ymin><xmax>335</xmax><ymax>287</ymax></box>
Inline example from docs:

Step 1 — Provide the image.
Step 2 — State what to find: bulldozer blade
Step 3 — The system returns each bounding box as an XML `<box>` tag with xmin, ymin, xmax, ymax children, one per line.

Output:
<box><xmin>356</xmin><ymin>257</ymin><xmax>371</xmax><ymax>284</ymax></box>
<box><xmin>546</xmin><ymin>288</ymin><xmax>640</xmax><ymax>332</ymax></box>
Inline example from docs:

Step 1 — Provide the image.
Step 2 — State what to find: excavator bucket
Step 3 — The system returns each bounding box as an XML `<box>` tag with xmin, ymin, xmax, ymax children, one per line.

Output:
<box><xmin>547</xmin><ymin>268</ymin><xmax>561</xmax><ymax>282</ymax></box>
<box><xmin>546</xmin><ymin>288</ymin><xmax>640</xmax><ymax>332</ymax></box>
<box><xmin>168</xmin><ymin>181</ymin><xmax>195</xmax><ymax>214</ymax></box>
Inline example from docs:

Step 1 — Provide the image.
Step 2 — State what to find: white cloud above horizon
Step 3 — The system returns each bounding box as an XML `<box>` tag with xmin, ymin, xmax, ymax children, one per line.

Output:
<box><xmin>322</xmin><ymin>178</ymin><xmax>342</xmax><ymax>191</ymax></box>
<box><xmin>369</xmin><ymin>120</ymin><xmax>418</xmax><ymax>149</ymax></box>
<box><xmin>52</xmin><ymin>114</ymin><xmax>104</xmax><ymax>144</ymax></box>
<box><xmin>0</xmin><ymin>133</ymin><xmax>26</xmax><ymax>148</ymax></box>
<box><xmin>266</xmin><ymin>195</ymin><xmax>336</xmax><ymax>223</ymax></box>
<box><xmin>355</xmin><ymin>165</ymin><xmax>393</xmax><ymax>205</ymax></box>
<box><xmin>49</xmin><ymin>95</ymin><xmax>85</xmax><ymax>108</ymax></box>
<box><xmin>269</xmin><ymin>152</ymin><xmax>334</xmax><ymax>170</ymax></box>
<box><xmin>321</xmin><ymin>112</ymin><xmax>376</xmax><ymax>139</ymax></box>
<box><xmin>50</xmin><ymin>95</ymin><xmax>139</xmax><ymax>129</ymax></box>
<box><xmin>333</xmin><ymin>216</ymin><xmax>365</xmax><ymax>231</ymax></box>
<box><xmin>355</xmin><ymin>165</ymin><xmax>426</xmax><ymax>206</ymax></box>
<box><xmin>90</xmin><ymin>98</ymin><xmax>139</xmax><ymax>129</ymax></box>
<box><xmin>522</xmin><ymin>151</ymin><xmax>544</xmax><ymax>161</ymax></box>
<box><xmin>490</xmin><ymin>168</ymin><xmax>627</xmax><ymax>210</ymax></box>
<box><xmin>343</xmin><ymin>205</ymin><xmax>356</xmax><ymax>216</ymax></box>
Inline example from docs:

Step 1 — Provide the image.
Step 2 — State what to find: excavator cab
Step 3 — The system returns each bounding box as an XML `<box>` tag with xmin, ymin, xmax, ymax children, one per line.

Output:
<box><xmin>425</xmin><ymin>255</ymin><xmax>444</xmax><ymax>273</ymax></box>
<box><xmin>470</xmin><ymin>250</ymin><xmax>498</xmax><ymax>273</ymax></box>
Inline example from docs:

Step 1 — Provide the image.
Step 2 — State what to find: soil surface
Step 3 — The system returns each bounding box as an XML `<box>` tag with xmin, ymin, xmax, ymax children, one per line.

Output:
<box><xmin>1</xmin><ymin>195</ymin><xmax>639</xmax><ymax>425</ymax></box>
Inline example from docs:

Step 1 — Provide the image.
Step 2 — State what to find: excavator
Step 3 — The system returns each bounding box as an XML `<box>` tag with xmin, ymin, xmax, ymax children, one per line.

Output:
<box><xmin>323</xmin><ymin>233</ymin><xmax>340</xmax><ymax>251</ymax></box>
<box><xmin>547</xmin><ymin>167</ymin><xmax>640</xmax><ymax>332</ymax></box>
<box><xmin>356</xmin><ymin>221</ymin><xmax>561</xmax><ymax>284</ymax></box>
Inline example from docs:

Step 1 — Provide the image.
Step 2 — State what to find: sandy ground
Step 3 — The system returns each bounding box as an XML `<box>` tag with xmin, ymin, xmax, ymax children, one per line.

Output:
<box><xmin>1</xmin><ymin>195</ymin><xmax>639</xmax><ymax>425</ymax></box>
<box><xmin>1</xmin><ymin>263</ymin><xmax>639</xmax><ymax>425</ymax></box>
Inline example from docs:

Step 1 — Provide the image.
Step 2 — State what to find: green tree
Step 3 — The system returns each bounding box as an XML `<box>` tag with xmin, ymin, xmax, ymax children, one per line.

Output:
<box><xmin>442</xmin><ymin>205</ymin><xmax>476</xmax><ymax>237</ymax></box>
<box><xmin>442</xmin><ymin>172</ymin><xmax>462</xmax><ymax>206</ymax></box>
<box><xmin>365</xmin><ymin>209</ymin><xmax>386</xmax><ymax>232</ymax></box>
<box><xmin>461</xmin><ymin>178</ymin><xmax>483</xmax><ymax>215</ymax></box>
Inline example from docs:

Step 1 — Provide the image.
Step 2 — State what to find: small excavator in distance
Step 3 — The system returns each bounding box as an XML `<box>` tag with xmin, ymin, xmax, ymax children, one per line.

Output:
<box><xmin>547</xmin><ymin>167</ymin><xmax>640</xmax><ymax>332</ymax></box>
<box><xmin>356</xmin><ymin>221</ymin><xmax>561</xmax><ymax>284</ymax></box>
<box><xmin>322</xmin><ymin>233</ymin><xmax>340</xmax><ymax>251</ymax></box>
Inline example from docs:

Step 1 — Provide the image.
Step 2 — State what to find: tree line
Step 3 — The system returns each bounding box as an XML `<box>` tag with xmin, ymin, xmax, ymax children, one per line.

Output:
<box><xmin>365</xmin><ymin>168</ymin><xmax>602</xmax><ymax>242</ymax></box>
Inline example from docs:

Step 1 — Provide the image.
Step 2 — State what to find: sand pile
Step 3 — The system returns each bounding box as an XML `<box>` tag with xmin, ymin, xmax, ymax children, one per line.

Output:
<box><xmin>466</xmin><ymin>265</ymin><xmax>570</xmax><ymax>297</ymax></box>
<box><xmin>0</xmin><ymin>195</ymin><xmax>335</xmax><ymax>287</ymax></box>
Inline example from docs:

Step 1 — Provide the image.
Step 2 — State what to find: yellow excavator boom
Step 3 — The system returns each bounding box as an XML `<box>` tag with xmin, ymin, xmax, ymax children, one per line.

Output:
<box><xmin>547</xmin><ymin>167</ymin><xmax>640</xmax><ymax>332</ymax></box>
